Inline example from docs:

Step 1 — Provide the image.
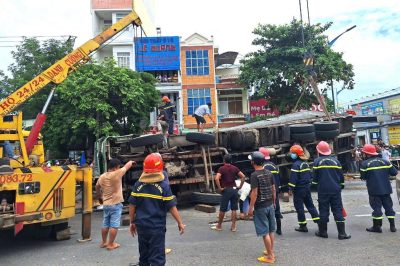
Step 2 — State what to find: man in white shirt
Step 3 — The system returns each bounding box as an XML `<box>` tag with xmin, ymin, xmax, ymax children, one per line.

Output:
<box><xmin>381</xmin><ymin>146</ymin><xmax>391</xmax><ymax>162</ymax></box>
<box><xmin>193</xmin><ymin>102</ymin><xmax>215</xmax><ymax>132</ymax></box>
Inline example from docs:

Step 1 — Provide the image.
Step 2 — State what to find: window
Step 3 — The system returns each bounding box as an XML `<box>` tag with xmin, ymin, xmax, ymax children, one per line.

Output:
<box><xmin>103</xmin><ymin>20</ymin><xmax>112</xmax><ymax>31</ymax></box>
<box><xmin>218</xmin><ymin>90</ymin><xmax>243</xmax><ymax>115</ymax></box>
<box><xmin>185</xmin><ymin>50</ymin><xmax>210</xmax><ymax>76</ymax></box>
<box><xmin>187</xmin><ymin>89</ymin><xmax>211</xmax><ymax>115</ymax></box>
<box><xmin>117</xmin><ymin>52</ymin><xmax>130</xmax><ymax>68</ymax></box>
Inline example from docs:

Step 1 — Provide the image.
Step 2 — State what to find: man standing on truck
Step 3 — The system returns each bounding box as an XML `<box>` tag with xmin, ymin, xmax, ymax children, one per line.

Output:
<box><xmin>259</xmin><ymin>147</ymin><xmax>283</xmax><ymax>235</ymax></box>
<box><xmin>161</xmin><ymin>96</ymin><xmax>176</xmax><ymax>136</ymax></box>
<box><xmin>96</xmin><ymin>159</ymin><xmax>134</xmax><ymax>250</ymax></box>
<box><xmin>212</xmin><ymin>154</ymin><xmax>246</xmax><ymax>232</ymax></box>
<box><xmin>129</xmin><ymin>153</ymin><xmax>185</xmax><ymax>266</ymax></box>
<box><xmin>288</xmin><ymin>145</ymin><xmax>320</xmax><ymax>233</ymax></box>
<box><xmin>360</xmin><ymin>144</ymin><xmax>398</xmax><ymax>233</ymax></box>
<box><xmin>313</xmin><ymin>141</ymin><xmax>351</xmax><ymax>240</ymax></box>
<box><xmin>193</xmin><ymin>102</ymin><xmax>215</xmax><ymax>132</ymax></box>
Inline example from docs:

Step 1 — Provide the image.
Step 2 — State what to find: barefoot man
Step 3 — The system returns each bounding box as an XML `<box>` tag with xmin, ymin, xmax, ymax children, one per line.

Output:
<box><xmin>96</xmin><ymin>158</ymin><xmax>134</xmax><ymax>250</ymax></box>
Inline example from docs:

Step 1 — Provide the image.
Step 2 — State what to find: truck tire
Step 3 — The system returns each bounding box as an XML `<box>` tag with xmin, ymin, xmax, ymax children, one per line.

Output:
<box><xmin>229</xmin><ymin>131</ymin><xmax>257</xmax><ymax>150</ymax></box>
<box><xmin>316</xmin><ymin>129</ymin><xmax>340</xmax><ymax>140</ymax></box>
<box><xmin>289</xmin><ymin>124</ymin><xmax>315</xmax><ymax>133</ymax></box>
<box><xmin>130</xmin><ymin>134</ymin><xmax>164</xmax><ymax>147</ymax></box>
<box><xmin>314</xmin><ymin>121</ymin><xmax>339</xmax><ymax>131</ymax></box>
<box><xmin>186</xmin><ymin>133</ymin><xmax>215</xmax><ymax>145</ymax></box>
<box><xmin>191</xmin><ymin>192</ymin><xmax>221</xmax><ymax>204</ymax></box>
<box><xmin>291</xmin><ymin>132</ymin><xmax>316</xmax><ymax>142</ymax></box>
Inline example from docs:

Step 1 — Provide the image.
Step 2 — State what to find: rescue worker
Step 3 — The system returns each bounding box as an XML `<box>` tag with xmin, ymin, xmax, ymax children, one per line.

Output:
<box><xmin>161</xmin><ymin>96</ymin><xmax>176</xmax><ymax>135</ymax></box>
<box><xmin>313</xmin><ymin>141</ymin><xmax>351</xmax><ymax>240</ymax></box>
<box><xmin>360</xmin><ymin>144</ymin><xmax>398</xmax><ymax>233</ymax></box>
<box><xmin>259</xmin><ymin>147</ymin><xmax>283</xmax><ymax>235</ymax></box>
<box><xmin>128</xmin><ymin>153</ymin><xmax>185</xmax><ymax>265</ymax></box>
<box><xmin>288</xmin><ymin>145</ymin><xmax>320</xmax><ymax>232</ymax></box>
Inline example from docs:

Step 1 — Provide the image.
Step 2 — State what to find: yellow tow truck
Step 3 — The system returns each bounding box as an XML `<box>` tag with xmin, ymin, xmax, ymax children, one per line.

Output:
<box><xmin>0</xmin><ymin>11</ymin><xmax>143</xmax><ymax>240</ymax></box>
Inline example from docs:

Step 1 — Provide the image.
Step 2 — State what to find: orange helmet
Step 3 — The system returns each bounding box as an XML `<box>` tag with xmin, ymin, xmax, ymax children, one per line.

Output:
<box><xmin>290</xmin><ymin>145</ymin><xmax>304</xmax><ymax>156</ymax></box>
<box><xmin>162</xmin><ymin>96</ymin><xmax>170</xmax><ymax>103</ymax></box>
<box><xmin>143</xmin><ymin>153</ymin><xmax>164</xmax><ymax>173</ymax></box>
<box><xmin>362</xmin><ymin>144</ymin><xmax>378</xmax><ymax>156</ymax></box>
<box><xmin>316</xmin><ymin>141</ymin><xmax>331</xmax><ymax>155</ymax></box>
<box><xmin>259</xmin><ymin>147</ymin><xmax>270</xmax><ymax>160</ymax></box>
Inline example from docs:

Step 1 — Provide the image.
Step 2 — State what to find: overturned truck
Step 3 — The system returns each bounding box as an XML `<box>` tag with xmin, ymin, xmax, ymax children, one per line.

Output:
<box><xmin>94</xmin><ymin>111</ymin><xmax>355</xmax><ymax>203</ymax></box>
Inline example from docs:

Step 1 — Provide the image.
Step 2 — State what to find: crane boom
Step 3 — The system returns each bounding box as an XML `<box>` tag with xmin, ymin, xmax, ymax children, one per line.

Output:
<box><xmin>0</xmin><ymin>11</ymin><xmax>142</xmax><ymax>116</ymax></box>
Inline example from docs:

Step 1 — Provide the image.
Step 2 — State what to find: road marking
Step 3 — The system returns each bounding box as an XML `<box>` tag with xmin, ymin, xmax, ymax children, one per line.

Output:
<box><xmin>355</xmin><ymin>214</ymin><xmax>371</xmax><ymax>217</ymax></box>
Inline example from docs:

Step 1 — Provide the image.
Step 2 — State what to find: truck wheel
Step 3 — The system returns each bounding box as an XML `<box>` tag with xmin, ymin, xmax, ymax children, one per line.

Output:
<box><xmin>314</xmin><ymin>121</ymin><xmax>339</xmax><ymax>131</ymax></box>
<box><xmin>291</xmin><ymin>132</ymin><xmax>316</xmax><ymax>142</ymax></box>
<box><xmin>186</xmin><ymin>133</ymin><xmax>215</xmax><ymax>145</ymax></box>
<box><xmin>130</xmin><ymin>134</ymin><xmax>164</xmax><ymax>147</ymax></box>
<box><xmin>289</xmin><ymin>124</ymin><xmax>315</xmax><ymax>133</ymax></box>
<box><xmin>316</xmin><ymin>129</ymin><xmax>340</xmax><ymax>140</ymax></box>
<box><xmin>191</xmin><ymin>192</ymin><xmax>221</xmax><ymax>204</ymax></box>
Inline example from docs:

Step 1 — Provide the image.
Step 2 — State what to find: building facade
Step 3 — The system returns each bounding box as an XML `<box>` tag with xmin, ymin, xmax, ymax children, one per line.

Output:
<box><xmin>350</xmin><ymin>87</ymin><xmax>400</xmax><ymax>145</ymax></box>
<box><xmin>180</xmin><ymin>33</ymin><xmax>217</xmax><ymax>131</ymax></box>
<box><xmin>90</xmin><ymin>0</ymin><xmax>156</xmax><ymax>69</ymax></box>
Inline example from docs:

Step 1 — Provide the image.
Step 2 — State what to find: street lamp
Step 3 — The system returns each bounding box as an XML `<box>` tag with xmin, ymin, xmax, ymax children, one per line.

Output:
<box><xmin>328</xmin><ymin>25</ymin><xmax>356</xmax><ymax>113</ymax></box>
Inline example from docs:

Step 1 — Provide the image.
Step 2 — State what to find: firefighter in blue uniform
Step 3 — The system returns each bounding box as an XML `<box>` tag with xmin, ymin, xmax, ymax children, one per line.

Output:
<box><xmin>289</xmin><ymin>145</ymin><xmax>320</xmax><ymax>232</ymax></box>
<box><xmin>313</xmin><ymin>141</ymin><xmax>351</xmax><ymax>240</ymax></box>
<box><xmin>162</xmin><ymin>96</ymin><xmax>176</xmax><ymax>135</ymax></box>
<box><xmin>360</xmin><ymin>144</ymin><xmax>398</xmax><ymax>233</ymax></box>
<box><xmin>129</xmin><ymin>153</ymin><xmax>185</xmax><ymax>266</ymax></box>
<box><xmin>259</xmin><ymin>147</ymin><xmax>283</xmax><ymax>235</ymax></box>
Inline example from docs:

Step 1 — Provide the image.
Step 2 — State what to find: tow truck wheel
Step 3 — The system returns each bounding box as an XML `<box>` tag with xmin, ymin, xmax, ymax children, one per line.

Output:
<box><xmin>191</xmin><ymin>192</ymin><xmax>221</xmax><ymax>204</ymax></box>
<box><xmin>289</xmin><ymin>124</ymin><xmax>315</xmax><ymax>133</ymax></box>
<box><xmin>313</xmin><ymin>121</ymin><xmax>339</xmax><ymax>131</ymax></box>
<box><xmin>186</xmin><ymin>133</ymin><xmax>215</xmax><ymax>145</ymax></box>
<box><xmin>130</xmin><ymin>134</ymin><xmax>164</xmax><ymax>147</ymax></box>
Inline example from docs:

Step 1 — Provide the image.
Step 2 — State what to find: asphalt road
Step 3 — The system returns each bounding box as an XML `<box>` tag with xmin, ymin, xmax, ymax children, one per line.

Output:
<box><xmin>1</xmin><ymin>181</ymin><xmax>400</xmax><ymax>266</ymax></box>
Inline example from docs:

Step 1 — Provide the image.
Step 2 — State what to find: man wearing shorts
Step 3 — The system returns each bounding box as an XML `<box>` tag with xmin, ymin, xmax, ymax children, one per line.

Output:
<box><xmin>212</xmin><ymin>154</ymin><xmax>245</xmax><ymax>232</ymax></box>
<box><xmin>193</xmin><ymin>102</ymin><xmax>215</xmax><ymax>132</ymax></box>
<box><xmin>248</xmin><ymin>151</ymin><xmax>276</xmax><ymax>264</ymax></box>
<box><xmin>96</xmin><ymin>158</ymin><xmax>134</xmax><ymax>250</ymax></box>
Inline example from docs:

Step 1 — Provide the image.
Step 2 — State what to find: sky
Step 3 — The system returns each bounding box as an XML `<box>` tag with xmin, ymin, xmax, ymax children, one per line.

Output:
<box><xmin>1</xmin><ymin>0</ymin><xmax>399</xmax><ymax>107</ymax></box>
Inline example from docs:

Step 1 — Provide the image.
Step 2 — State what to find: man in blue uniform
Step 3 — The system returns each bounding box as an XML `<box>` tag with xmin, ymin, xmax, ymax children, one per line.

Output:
<box><xmin>360</xmin><ymin>144</ymin><xmax>398</xmax><ymax>233</ymax></box>
<box><xmin>162</xmin><ymin>96</ymin><xmax>176</xmax><ymax>135</ymax></box>
<box><xmin>313</xmin><ymin>141</ymin><xmax>351</xmax><ymax>240</ymax></box>
<box><xmin>289</xmin><ymin>145</ymin><xmax>320</xmax><ymax>232</ymax></box>
<box><xmin>129</xmin><ymin>153</ymin><xmax>185</xmax><ymax>266</ymax></box>
<box><xmin>259</xmin><ymin>147</ymin><xmax>283</xmax><ymax>235</ymax></box>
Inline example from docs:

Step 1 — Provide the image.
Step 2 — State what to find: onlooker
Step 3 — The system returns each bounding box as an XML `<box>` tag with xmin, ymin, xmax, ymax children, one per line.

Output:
<box><xmin>248</xmin><ymin>151</ymin><xmax>276</xmax><ymax>264</ymax></box>
<box><xmin>129</xmin><ymin>153</ymin><xmax>185</xmax><ymax>266</ymax></box>
<box><xmin>381</xmin><ymin>145</ymin><xmax>391</xmax><ymax>162</ymax></box>
<box><xmin>235</xmin><ymin>179</ymin><xmax>251</xmax><ymax>220</ymax></box>
<box><xmin>212</xmin><ymin>154</ymin><xmax>246</xmax><ymax>231</ymax></box>
<box><xmin>96</xmin><ymin>159</ymin><xmax>134</xmax><ymax>250</ymax></box>
<box><xmin>157</xmin><ymin>106</ymin><xmax>169</xmax><ymax>148</ymax></box>
<box><xmin>193</xmin><ymin>102</ymin><xmax>215</xmax><ymax>132</ymax></box>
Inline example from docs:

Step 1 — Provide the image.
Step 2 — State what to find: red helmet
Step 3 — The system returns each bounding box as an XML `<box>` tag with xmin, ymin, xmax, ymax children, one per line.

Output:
<box><xmin>290</xmin><ymin>145</ymin><xmax>304</xmax><ymax>156</ymax></box>
<box><xmin>143</xmin><ymin>153</ymin><xmax>164</xmax><ymax>173</ymax></box>
<box><xmin>316</xmin><ymin>141</ymin><xmax>331</xmax><ymax>155</ymax></box>
<box><xmin>259</xmin><ymin>147</ymin><xmax>270</xmax><ymax>160</ymax></box>
<box><xmin>162</xmin><ymin>96</ymin><xmax>170</xmax><ymax>103</ymax></box>
<box><xmin>362</xmin><ymin>144</ymin><xmax>378</xmax><ymax>156</ymax></box>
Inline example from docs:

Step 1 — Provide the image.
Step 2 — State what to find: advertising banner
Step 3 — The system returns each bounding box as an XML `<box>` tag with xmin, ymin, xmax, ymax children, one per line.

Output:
<box><xmin>389</xmin><ymin>98</ymin><xmax>400</xmax><ymax>114</ymax></box>
<box><xmin>388</xmin><ymin>126</ymin><xmax>400</xmax><ymax>145</ymax></box>
<box><xmin>361</xmin><ymin>102</ymin><xmax>384</xmax><ymax>115</ymax></box>
<box><xmin>135</xmin><ymin>36</ymin><xmax>180</xmax><ymax>71</ymax></box>
<box><xmin>249</xmin><ymin>99</ymin><xmax>279</xmax><ymax>118</ymax></box>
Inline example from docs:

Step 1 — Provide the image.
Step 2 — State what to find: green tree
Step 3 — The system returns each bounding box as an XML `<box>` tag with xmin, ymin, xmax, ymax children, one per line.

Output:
<box><xmin>239</xmin><ymin>19</ymin><xmax>354</xmax><ymax>113</ymax></box>
<box><xmin>43</xmin><ymin>59</ymin><xmax>159</xmax><ymax>156</ymax></box>
<box><xmin>1</xmin><ymin>37</ymin><xmax>74</xmax><ymax>118</ymax></box>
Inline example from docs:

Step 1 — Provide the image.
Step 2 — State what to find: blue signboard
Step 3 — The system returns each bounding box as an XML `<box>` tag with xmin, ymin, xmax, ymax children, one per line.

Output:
<box><xmin>134</xmin><ymin>36</ymin><xmax>180</xmax><ymax>71</ymax></box>
<box><xmin>361</xmin><ymin>102</ymin><xmax>384</xmax><ymax>115</ymax></box>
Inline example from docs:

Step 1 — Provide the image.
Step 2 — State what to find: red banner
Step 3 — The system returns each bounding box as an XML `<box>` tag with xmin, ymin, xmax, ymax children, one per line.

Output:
<box><xmin>250</xmin><ymin>99</ymin><xmax>279</xmax><ymax>118</ymax></box>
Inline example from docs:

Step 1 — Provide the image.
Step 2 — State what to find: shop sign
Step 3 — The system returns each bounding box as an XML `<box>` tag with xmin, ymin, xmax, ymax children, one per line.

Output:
<box><xmin>388</xmin><ymin>126</ymin><xmax>400</xmax><ymax>145</ymax></box>
<box><xmin>361</xmin><ymin>102</ymin><xmax>384</xmax><ymax>115</ymax></box>
<box><xmin>249</xmin><ymin>99</ymin><xmax>279</xmax><ymax>118</ymax></box>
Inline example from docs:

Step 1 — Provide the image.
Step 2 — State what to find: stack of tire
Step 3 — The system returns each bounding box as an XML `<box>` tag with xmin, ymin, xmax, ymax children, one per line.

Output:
<box><xmin>289</xmin><ymin>124</ymin><xmax>315</xmax><ymax>142</ymax></box>
<box><xmin>314</xmin><ymin>121</ymin><xmax>340</xmax><ymax>140</ymax></box>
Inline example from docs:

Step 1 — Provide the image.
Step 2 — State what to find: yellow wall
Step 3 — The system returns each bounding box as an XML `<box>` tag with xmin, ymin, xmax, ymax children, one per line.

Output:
<box><xmin>181</xmin><ymin>45</ymin><xmax>216</xmax><ymax>128</ymax></box>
